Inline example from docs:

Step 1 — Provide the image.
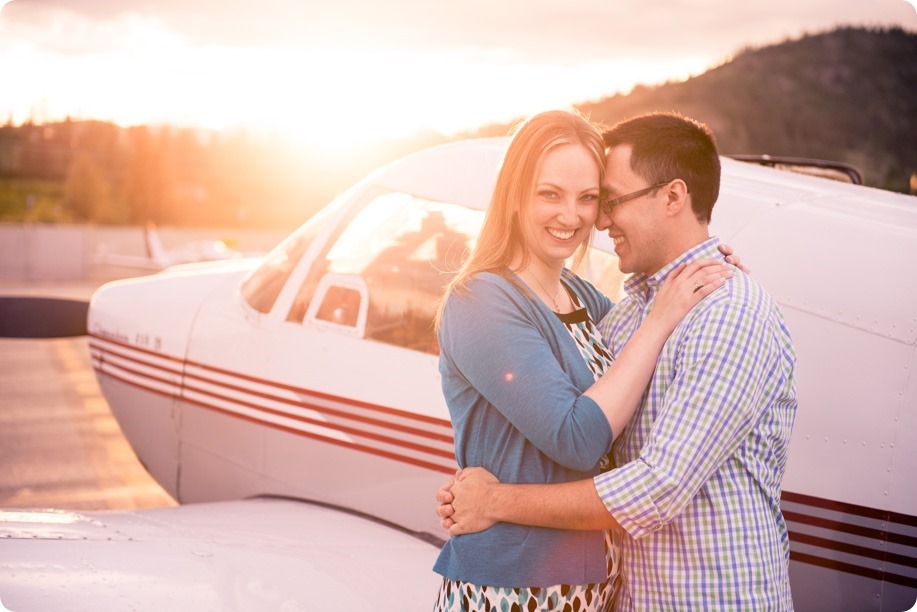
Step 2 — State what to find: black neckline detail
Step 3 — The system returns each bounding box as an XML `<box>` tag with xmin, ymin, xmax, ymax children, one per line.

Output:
<box><xmin>556</xmin><ymin>307</ymin><xmax>589</xmax><ymax>324</ymax></box>
<box><xmin>555</xmin><ymin>279</ymin><xmax>588</xmax><ymax>323</ymax></box>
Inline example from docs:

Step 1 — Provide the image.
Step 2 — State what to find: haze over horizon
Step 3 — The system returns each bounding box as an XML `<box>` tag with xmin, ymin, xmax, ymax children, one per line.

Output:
<box><xmin>1</xmin><ymin>0</ymin><xmax>915</xmax><ymax>149</ymax></box>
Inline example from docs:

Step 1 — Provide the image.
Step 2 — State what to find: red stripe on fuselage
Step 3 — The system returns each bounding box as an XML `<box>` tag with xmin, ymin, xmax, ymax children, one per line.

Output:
<box><xmin>89</xmin><ymin>333</ymin><xmax>453</xmax><ymax>428</ymax></box>
<box><xmin>91</xmin><ymin>337</ymin><xmax>457</xmax><ymax>474</ymax></box>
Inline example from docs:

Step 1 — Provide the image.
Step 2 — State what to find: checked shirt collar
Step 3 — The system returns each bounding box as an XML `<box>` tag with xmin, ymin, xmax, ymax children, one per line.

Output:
<box><xmin>622</xmin><ymin>236</ymin><xmax>724</xmax><ymax>305</ymax></box>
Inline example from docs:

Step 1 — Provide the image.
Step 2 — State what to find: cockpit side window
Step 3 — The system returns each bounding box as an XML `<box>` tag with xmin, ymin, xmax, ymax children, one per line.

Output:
<box><xmin>287</xmin><ymin>191</ymin><xmax>483</xmax><ymax>355</ymax></box>
<box><xmin>240</xmin><ymin>199</ymin><xmax>344</xmax><ymax>314</ymax></box>
<box><xmin>315</xmin><ymin>285</ymin><xmax>362</xmax><ymax>328</ymax></box>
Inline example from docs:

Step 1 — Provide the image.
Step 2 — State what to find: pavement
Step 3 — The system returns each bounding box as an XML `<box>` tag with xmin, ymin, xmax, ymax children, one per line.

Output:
<box><xmin>0</xmin><ymin>280</ymin><xmax>175</xmax><ymax>511</ymax></box>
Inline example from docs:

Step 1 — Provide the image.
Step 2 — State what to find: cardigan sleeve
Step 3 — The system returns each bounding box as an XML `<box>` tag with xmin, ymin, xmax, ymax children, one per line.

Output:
<box><xmin>439</xmin><ymin>275</ymin><xmax>613</xmax><ymax>472</ymax></box>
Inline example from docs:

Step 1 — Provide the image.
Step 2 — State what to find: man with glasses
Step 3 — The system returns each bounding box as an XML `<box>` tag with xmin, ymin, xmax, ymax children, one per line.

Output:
<box><xmin>437</xmin><ymin>112</ymin><xmax>798</xmax><ymax>610</ymax></box>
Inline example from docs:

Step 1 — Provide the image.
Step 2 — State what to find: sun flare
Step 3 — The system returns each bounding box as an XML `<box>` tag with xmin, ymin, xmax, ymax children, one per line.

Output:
<box><xmin>0</xmin><ymin>6</ymin><xmax>716</xmax><ymax>150</ymax></box>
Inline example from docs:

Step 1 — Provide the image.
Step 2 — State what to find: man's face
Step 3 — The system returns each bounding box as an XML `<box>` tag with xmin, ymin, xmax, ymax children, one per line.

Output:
<box><xmin>596</xmin><ymin>145</ymin><xmax>668</xmax><ymax>276</ymax></box>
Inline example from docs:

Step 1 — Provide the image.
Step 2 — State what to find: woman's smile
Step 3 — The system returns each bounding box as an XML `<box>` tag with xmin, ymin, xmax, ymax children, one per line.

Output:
<box><xmin>546</xmin><ymin>226</ymin><xmax>578</xmax><ymax>241</ymax></box>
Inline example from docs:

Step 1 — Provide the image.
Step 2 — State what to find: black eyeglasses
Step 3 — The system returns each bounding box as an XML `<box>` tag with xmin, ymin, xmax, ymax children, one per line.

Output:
<box><xmin>601</xmin><ymin>180</ymin><xmax>673</xmax><ymax>213</ymax></box>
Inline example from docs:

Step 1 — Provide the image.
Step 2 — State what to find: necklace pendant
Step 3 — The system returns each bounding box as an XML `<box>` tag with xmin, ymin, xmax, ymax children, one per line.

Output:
<box><xmin>528</xmin><ymin>271</ymin><xmax>561</xmax><ymax>313</ymax></box>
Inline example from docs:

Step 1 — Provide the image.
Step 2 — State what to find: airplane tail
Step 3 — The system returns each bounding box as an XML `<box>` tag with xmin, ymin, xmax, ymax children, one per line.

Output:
<box><xmin>144</xmin><ymin>222</ymin><xmax>167</xmax><ymax>266</ymax></box>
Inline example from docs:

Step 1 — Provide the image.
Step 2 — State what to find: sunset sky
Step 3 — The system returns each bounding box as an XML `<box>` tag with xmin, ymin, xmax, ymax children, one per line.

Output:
<box><xmin>1</xmin><ymin>0</ymin><xmax>915</xmax><ymax>148</ymax></box>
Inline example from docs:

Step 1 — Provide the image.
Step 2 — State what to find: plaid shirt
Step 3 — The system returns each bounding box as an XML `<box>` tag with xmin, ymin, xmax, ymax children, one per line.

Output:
<box><xmin>595</xmin><ymin>238</ymin><xmax>797</xmax><ymax>611</ymax></box>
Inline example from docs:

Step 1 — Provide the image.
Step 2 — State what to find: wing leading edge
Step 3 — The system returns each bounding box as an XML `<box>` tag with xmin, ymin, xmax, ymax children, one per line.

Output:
<box><xmin>0</xmin><ymin>498</ymin><xmax>441</xmax><ymax>611</ymax></box>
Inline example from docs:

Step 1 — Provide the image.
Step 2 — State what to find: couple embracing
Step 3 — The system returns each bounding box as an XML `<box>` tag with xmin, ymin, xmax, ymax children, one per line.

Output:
<box><xmin>431</xmin><ymin>110</ymin><xmax>797</xmax><ymax>611</ymax></box>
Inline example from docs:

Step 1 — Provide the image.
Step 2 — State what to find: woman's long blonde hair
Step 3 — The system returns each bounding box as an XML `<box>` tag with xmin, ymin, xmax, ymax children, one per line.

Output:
<box><xmin>435</xmin><ymin>110</ymin><xmax>605</xmax><ymax>331</ymax></box>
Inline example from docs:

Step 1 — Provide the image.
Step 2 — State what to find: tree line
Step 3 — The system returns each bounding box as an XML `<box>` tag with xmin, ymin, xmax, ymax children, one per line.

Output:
<box><xmin>0</xmin><ymin>120</ymin><xmax>425</xmax><ymax>228</ymax></box>
<box><xmin>2</xmin><ymin>26</ymin><xmax>914</xmax><ymax>228</ymax></box>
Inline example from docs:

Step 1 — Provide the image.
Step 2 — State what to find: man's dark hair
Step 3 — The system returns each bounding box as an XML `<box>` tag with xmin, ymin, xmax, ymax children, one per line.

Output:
<box><xmin>604</xmin><ymin>112</ymin><xmax>720</xmax><ymax>223</ymax></box>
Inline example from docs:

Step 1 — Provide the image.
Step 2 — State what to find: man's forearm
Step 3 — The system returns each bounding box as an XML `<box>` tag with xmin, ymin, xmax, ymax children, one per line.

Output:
<box><xmin>487</xmin><ymin>478</ymin><xmax>621</xmax><ymax>531</ymax></box>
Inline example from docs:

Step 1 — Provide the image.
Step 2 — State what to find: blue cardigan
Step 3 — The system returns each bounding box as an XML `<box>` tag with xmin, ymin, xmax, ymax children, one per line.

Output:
<box><xmin>433</xmin><ymin>269</ymin><xmax>615</xmax><ymax>587</ymax></box>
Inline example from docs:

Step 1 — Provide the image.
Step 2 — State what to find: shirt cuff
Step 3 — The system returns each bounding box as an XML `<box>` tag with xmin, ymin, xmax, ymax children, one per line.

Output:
<box><xmin>593</xmin><ymin>459</ymin><xmax>665</xmax><ymax>540</ymax></box>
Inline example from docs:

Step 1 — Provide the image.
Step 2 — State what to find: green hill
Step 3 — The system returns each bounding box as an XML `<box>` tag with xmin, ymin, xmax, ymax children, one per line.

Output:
<box><xmin>481</xmin><ymin>27</ymin><xmax>917</xmax><ymax>192</ymax></box>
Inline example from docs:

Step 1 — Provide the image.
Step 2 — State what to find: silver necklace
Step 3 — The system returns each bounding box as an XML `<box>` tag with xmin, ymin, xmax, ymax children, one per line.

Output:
<box><xmin>528</xmin><ymin>271</ymin><xmax>561</xmax><ymax>312</ymax></box>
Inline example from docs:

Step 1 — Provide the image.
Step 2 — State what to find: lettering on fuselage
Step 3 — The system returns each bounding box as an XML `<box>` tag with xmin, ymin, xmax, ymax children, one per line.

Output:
<box><xmin>91</xmin><ymin>324</ymin><xmax>130</xmax><ymax>344</ymax></box>
<box><xmin>132</xmin><ymin>333</ymin><xmax>162</xmax><ymax>351</ymax></box>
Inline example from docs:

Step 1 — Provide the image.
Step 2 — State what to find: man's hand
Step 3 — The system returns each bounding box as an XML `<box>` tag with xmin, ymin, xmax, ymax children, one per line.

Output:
<box><xmin>434</xmin><ymin>467</ymin><xmax>501</xmax><ymax>536</ymax></box>
<box><xmin>435</xmin><ymin>469</ymin><xmax>460</xmax><ymax>530</ymax></box>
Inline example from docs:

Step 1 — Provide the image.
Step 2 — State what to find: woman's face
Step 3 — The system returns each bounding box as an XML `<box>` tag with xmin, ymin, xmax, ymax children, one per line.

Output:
<box><xmin>520</xmin><ymin>143</ymin><xmax>600</xmax><ymax>269</ymax></box>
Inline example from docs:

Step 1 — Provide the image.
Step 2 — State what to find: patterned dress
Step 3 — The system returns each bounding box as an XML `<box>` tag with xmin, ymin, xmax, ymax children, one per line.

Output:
<box><xmin>434</xmin><ymin>282</ymin><xmax>620</xmax><ymax>612</ymax></box>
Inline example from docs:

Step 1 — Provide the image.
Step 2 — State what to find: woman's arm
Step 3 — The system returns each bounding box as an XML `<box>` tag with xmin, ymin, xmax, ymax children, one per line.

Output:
<box><xmin>441</xmin><ymin>275</ymin><xmax>615</xmax><ymax>471</ymax></box>
<box><xmin>584</xmin><ymin>259</ymin><xmax>732</xmax><ymax>438</ymax></box>
<box><xmin>440</xmin><ymin>262</ymin><xmax>729</xmax><ymax>471</ymax></box>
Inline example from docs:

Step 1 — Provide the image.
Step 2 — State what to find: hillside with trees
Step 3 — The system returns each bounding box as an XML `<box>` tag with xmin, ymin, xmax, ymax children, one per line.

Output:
<box><xmin>482</xmin><ymin>26</ymin><xmax>917</xmax><ymax>193</ymax></box>
<box><xmin>0</xmin><ymin>26</ymin><xmax>913</xmax><ymax>228</ymax></box>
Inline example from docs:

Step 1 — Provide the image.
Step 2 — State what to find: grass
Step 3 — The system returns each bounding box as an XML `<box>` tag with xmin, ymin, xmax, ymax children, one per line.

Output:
<box><xmin>0</xmin><ymin>178</ymin><xmax>70</xmax><ymax>223</ymax></box>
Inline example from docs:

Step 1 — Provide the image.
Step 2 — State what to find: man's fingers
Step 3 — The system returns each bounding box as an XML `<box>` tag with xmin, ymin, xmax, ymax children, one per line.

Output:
<box><xmin>435</xmin><ymin>487</ymin><xmax>454</xmax><ymax>504</ymax></box>
<box><xmin>436</xmin><ymin>502</ymin><xmax>455</xmax><ymax>519</ymax></box>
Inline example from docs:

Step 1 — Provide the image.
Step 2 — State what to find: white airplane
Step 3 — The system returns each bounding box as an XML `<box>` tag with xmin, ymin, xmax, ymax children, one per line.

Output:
<box><xmin>1</xmin><ymin>138</ymin><xmax>915</xmax><ymax>611</ymax></box>
<box><xmin>91</xmin><ymin>221</ymin><xmax>249</xmax><ymax>270</ymax></box>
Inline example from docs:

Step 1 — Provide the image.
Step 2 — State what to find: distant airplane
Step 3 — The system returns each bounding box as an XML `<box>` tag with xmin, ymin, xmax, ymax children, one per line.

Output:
<box><xmin>1</xmin><ymin>139</ymin><xmax>915</xmax><ymax>611</ymax></box>
<box><xmin>91</xmin><ymin>222</ymin><xmax>250</xmax><ymax>270</ymax></box>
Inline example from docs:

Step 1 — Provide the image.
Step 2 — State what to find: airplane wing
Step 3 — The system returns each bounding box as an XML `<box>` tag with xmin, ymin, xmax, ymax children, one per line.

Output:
<box><xmin>90</xmin><ymin>252</ymin><xmax>166</xmax><ymax>270</ymax></box>
<box><xmin>0</xmin><ymin>498</ymin><xmax>442</xmax><ymax>611</ymax></box>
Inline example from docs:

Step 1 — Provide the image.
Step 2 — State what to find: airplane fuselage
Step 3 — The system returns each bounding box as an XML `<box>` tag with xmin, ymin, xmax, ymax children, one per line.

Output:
<box><xmin>87</xmin><ymin>139</ymin><xmax>917</xmax><ymax>611</ymax></box>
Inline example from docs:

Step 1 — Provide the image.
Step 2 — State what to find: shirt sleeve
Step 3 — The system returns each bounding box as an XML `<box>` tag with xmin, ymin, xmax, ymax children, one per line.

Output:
<box><xmin>440</xmin><ymin>275</ymin><xmax>613</xmax><ymax>472</ymax></box>
<box><xmin>593</xmin><ymin>299</ymin><xmax>787</xmax><ymax>538</ymax></box>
